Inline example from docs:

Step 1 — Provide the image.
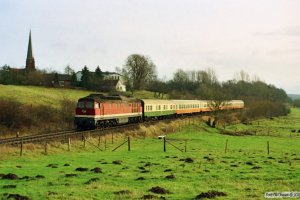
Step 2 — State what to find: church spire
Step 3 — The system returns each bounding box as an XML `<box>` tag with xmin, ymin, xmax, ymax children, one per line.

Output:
<box><xmin>26</xmin><ymin>30</ymin><xmax>35</xmax><ymax>70</ymax></box>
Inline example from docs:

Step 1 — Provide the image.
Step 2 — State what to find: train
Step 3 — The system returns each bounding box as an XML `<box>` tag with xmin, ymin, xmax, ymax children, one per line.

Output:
<box><xmin>74</xmin><ymin>94</ymin><xmax>244</xmax><ymax>129</ymax></box>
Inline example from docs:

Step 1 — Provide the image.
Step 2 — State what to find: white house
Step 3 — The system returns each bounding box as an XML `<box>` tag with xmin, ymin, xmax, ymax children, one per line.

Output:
<box><xmin>75</xmin><ymin>71</ymin><xmax>126</xmax><ymax>92</ymax></box>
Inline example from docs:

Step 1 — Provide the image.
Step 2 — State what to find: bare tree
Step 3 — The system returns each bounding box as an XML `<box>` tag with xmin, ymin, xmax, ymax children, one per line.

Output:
<box><xmin>122</xmin><ymin>54</ymin><xmax>157</xmax><ymax>90</ymax></box>
<box><xmin>234</xmin><ymin>70</ymin><xmax>250</xmax><ymax>82</ymax></box>
<box><xmin>64</xmin><ymin>65</ymin><xmax>74</xmax><ymax>75</ymax></box>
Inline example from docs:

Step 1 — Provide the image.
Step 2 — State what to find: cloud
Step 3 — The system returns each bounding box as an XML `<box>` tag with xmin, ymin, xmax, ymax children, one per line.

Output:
<box><xmin>254</xmin><ymin>25</ymin><xmax>300</xmax><ymax>37</ymax></box>
<box><xmin>268</xmin><ymin>48</ymin><xmax>300</xmax><ymax>55</ymax></box>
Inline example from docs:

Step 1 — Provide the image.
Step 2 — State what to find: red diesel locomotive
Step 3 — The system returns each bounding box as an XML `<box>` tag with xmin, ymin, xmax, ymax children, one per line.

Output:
<box><xmin>74</xmin><ymin>94</ymin><xmax>142</xmax><ymax>129</ymax></box>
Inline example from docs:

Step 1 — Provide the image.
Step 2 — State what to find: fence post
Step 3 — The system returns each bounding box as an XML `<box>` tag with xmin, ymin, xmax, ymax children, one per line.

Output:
<box><xmin>163</xmin><ymin>137</ymin><xmax>166</xmax><ymax>152</ymax></box>
<box><xmin>104</xmin><ymin>137</ymin><xmax>107</xmax><ymax>150</ymax></box>
<box><xmin>83</xmin><ymin>137</ymin><xmax>86</xmax><ymax>148</ymax></box>
<box><xmin>184</xmin><ymin>140</ymin><xmax>187</xmax><ymax>152</ymax></box>
<box><xmin>68</xmin><ymin>138</ymin><xmax>71</xmax><ymax>151</ymax></box>
<box><xmin>98</xmin><ymin>136</ymin><xmax>101</xmax><ymax>147</ymax></box>
<box><xmin>267</xmin><ymin>141</ymin><xmax>270</xmax><ymax>155</ymax></box>
<box><xmin>225</xmin><ymin>139</ymin><xmax>228</xmax><ymax>154</ymax></box>
<box><xmin>20</xmin><ymin>140</ymin><xmax>23</xmax><ymax>156</ymax></box>
<box><xmin>45</xmin><ymin>141</ymin><xmax>48</xmax><ymax>155</ymax></box>
<box><xmin>16</xmin><ymin>132</ymin><xmax>19</xmax><ymax>138</ymax></box>
<box><xmin>128</xmin><ymin>136</ymin><xmax>131</xmax><ymax>151</ymax></box>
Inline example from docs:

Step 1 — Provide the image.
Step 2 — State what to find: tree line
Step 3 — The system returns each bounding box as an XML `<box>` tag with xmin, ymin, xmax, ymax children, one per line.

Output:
<box><xmin>0</xmin><ymin>54</ymin><xmax>294</xmax><ymax>120</ymax></box>
<box><xmin>117</xmin><ymin>54</ymin><xmax>292</xmax><ymax>121</ymax></box>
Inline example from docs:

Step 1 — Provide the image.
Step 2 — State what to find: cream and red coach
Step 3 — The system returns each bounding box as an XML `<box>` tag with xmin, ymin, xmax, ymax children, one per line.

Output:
<box><xmin>75</xmin><ymin>94</ymin><xmax>142</xmax><ymax>129</ymax></box>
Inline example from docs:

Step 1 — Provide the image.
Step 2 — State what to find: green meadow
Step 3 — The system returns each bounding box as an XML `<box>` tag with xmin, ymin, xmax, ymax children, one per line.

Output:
<box><xmin>0</xmin><ymin>85</ymin><xmax>91</xmax><ymax>108</ymax></box>
<box><xmin>0</xmin><ymin>85</ymin><xmax>162</xmax><ymax>108</ymax></box>
<box><xmin>0</xmin><ymin>109</ymin><xmax>300</xmax><ymax>199</ymax></box>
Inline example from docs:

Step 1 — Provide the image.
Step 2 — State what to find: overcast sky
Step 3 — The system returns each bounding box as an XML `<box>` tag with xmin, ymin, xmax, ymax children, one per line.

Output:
<box><xmin>1</xmin><ymin>0</ymin><xmax>299</xmax><ymax>93</ymax></box>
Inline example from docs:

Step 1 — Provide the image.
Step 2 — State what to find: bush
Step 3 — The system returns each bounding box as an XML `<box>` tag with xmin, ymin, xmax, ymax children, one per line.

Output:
<box><xmin>0</xmin><ymin>98</ymin><xmax>26</xmax><ymax>128</ymax></box>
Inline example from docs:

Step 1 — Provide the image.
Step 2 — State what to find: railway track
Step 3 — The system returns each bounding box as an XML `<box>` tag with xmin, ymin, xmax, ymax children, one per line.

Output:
<box><xmin>0</xmin><ymin>122</ymin><xmax>149</xmax><ymax>146</ymax></box>
<box><xmin>0</xmin><ymin>115</ymin><xmax>200</xmax><ymax>146</ymax></box>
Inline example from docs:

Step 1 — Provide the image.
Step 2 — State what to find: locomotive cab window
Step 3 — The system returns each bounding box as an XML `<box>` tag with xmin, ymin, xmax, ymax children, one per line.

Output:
<box><xmin>77</xmin><ymin>102</ymin><xmax>85</xmax><ymax>108</ymax></box>
<box><xmin>86</xmin><ymin>102</ymin><xmax>94</xmax><ymax>109</ymax></box>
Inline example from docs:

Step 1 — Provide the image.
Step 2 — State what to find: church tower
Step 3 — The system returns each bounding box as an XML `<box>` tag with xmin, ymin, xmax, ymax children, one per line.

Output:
<box><xmin>26</xmin><ymin>30</ymin><xmax>35</xmax><ymax>70</ymax></box>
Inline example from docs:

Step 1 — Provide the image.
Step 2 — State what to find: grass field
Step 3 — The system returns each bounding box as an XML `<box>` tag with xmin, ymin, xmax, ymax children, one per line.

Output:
<box><xmin>0</xmin><ymin>85</ymin><xmax>92</xmax><ymax>108</ymax></box>
<box><xmin>0</xmin><ymin>85</ymin><xmax>163</xmax><ymax>108</ymax></box>
<box><xmin>0</xmin><ymin>109</ymin><xmax>300</xmax><ymax>199</ymax></box>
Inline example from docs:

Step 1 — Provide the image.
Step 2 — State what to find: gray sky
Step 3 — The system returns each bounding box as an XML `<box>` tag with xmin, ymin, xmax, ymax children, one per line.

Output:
<box><xmin>1</xmin><ymin>0</ymin><xmax>300</xmax><ymax>93</ymax></box>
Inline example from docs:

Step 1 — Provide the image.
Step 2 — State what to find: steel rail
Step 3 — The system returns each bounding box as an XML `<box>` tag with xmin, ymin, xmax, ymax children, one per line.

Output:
<box><xmin>0</xmin><ymin>115</ymin><xmax>201</xmax><ymax>146</ymax></box>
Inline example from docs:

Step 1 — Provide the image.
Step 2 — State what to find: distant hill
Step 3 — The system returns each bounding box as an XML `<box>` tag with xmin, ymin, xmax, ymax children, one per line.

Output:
<box><xmin>288</xmin><ymin>94</ymin><xmax>300</xmax><ymax>100</ymax></box>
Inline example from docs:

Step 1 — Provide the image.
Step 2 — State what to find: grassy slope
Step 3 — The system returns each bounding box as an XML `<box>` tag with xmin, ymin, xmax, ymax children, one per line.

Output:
<box><xmin>0</xmin><ymin>109</ymin><xmax>300</xmax><ymax>199</ymax></box>
<box><xmin>0</xmin><ymin>85</ymin><xmax>161</xmax><ymax>108</ymax></box>
<box><xmin>0</xmin><ymin>85</ymin><xmax>92</xmax><ymax>108</ymax></box>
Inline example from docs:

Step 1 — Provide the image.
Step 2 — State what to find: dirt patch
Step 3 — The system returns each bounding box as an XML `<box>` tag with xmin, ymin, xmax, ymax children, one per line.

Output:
<box><xmin>180</xmin><ymin>158</ymin><xmax>194</xmax><ymax>163</ymax></box>
<box><xmin>114</xmin><ymin>190</ymin><xmax>132</xmax><ymax>195</ymax></box>
<box><xmin>35</xmin><ymin>175</ymin><xmax>45</xmax><ymax>179</ymax></box>
<box><xmin>185</xmin><ymin>158</ymin><xmax>194</xmax><ymax>163</ymax></box>
<box><xmin>165</xmin><ymin>174</ymin><xmax>175</xmax><ymax>179</ymax></box>
<box><xmin>0</xmin><ymin>173</ymin><xmax>4</xmax><ymax>178</ymax></box>
<box><xmin>136</xmin><ymin>177</ymin><xmax>145</xmax><ymax>181</ymax></box>
<box><xmin>142</xmin><ymin>194</ymin><xmax>156</xmax><ymax>199</ymax></box>
<box><xmin>3</xmin><ymin>185</ymin><xmax>16</xmax><ymax>189</ymax></box>
<box><xmin>5</xmin><ymin>194</ymin><xmax>31</xmax><ymax>200</ymax></box>
<box><xmin>267</xmin><ymin>157</ymin><xmax>275</xmax><ymax>160</ymax></box>
<box><xmin>48</xmin><ymin>191</ymin><xmax>58</xmax><ymax>196</ymax></box>
<box><xmin>2</xmin><ymin>173</ymin><xmax>19</xmax><ymax>180</ymax></box>
<box><xmin>47</xmin><ymin>164</ymin><xmax>58</xmax><ymax>168</ymax></box>
<box><xmin>252</xmin><ymin>166</ymin><xmax>262</xmax><ymax>170</ymax></box>
<box><xmin>91</xmin><ymin>167</ymin><xmax>102</xmax><ymax>173</ymax></box>
<box><xmin>195</xmin><ymin>190</ymin><xmax>227</xmax><ymax>199</ymax></box>
<box><xmin>75</xmin><ymin>167</ymin><xmax>89</xmax><ymax>172</ymax></box>
<box><xmin>16</xmin><ymin>166</ymin><xmax>22</xmax><ymax>168</ymax></box>
<box><xmin>141</xmin><ymin>170</ymin><xmax>150</xmax><ymax>173</ymax></box>
<box><xmin>65</xmin><ymin>174</ymin><xmax>77</xmax><ymax>177</ymax></box>
<box><xmin>220</xmin><ymin>130</ymin><xmax>254</xmax><ymax>136</ymax></box>
<box><xmin>164</xmin><ymin>169</ymin><xmax>172</xmax><ymax>172</ymax></box>
<box><xmin>144</xmin><ymin>162</ymin><xmax>152</xmax><ymax>167</ymax></box>
<box><xmin>230</xmin><ymin>164</ymin><xmax>238</xmax><ymax>167</ymax></box>
<box><xmin>85</xmin><ymin>178</ymin><xmax>99</xmax><ymax>184</ymax></box>
<box><xmin>149</xmin><ymin>186</ymin><xmax>169</xmax><ymax>194</ymax></box>
<box><xmin>245</xmin><ymin>161</ymin><xmax>254</xmax><ymax>166</ymax></box>
<box><xmin>64</xmin><ymin>163</ymin><xmax>70</xmax><ymax>166</ymax></box>
<box><xmin>21</xmin><ymin>176</ymin><xmax>33</xmax><ymax>181</ymax></box>
<box><xmin>138</xmin><ymin>166</ymin><xmax>146</xmax><ymax>170</ymax></box>
<box><xmin>203</xmin><ymin>156</ymin><xmax>214</xmax><ymax>161</ymax></box>
<box><xmin>112</xmin><ymin>160</ymin><xmax>122</xmax><ymax>165</ymax></box>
